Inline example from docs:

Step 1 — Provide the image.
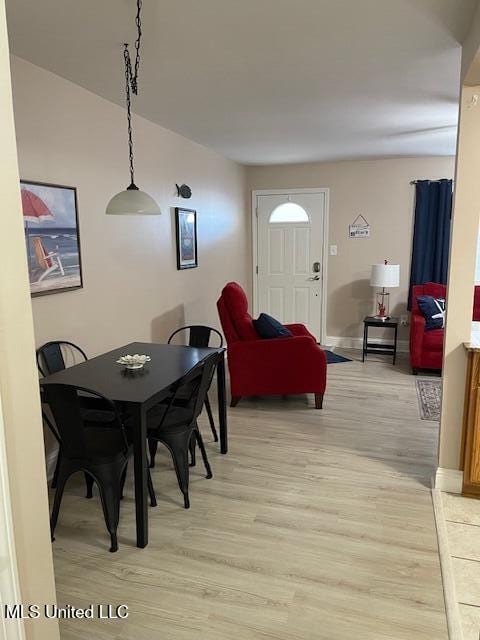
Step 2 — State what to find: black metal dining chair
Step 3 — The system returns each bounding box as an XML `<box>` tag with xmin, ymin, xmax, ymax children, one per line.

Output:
<box><xmin>43</xmin><ymin>383</ymin><xmax>156</xmax><ymax>553</ymax></box>
<box><xmin>146</xmin><ymin>352</ymin><xmax>221</xmax><ymax>509</ymax></box>
<box><xmin>37</xmin><ymin>340</ymin><xmax>116</xmax><ymax>493</ymax></box>
<box><xmin>167</xmin><ymin>325</ymin><xmax>223</xmax><ymax>442</ymax></box>
<box><xmin>36</xmin><ymin>340</ymin><xmax>88</xmax><ymax>376</ymax></box>
<box><xmin>37</xmin><ymin>341</ymin><xmax>89</xmax><ymax>489</ymax></box>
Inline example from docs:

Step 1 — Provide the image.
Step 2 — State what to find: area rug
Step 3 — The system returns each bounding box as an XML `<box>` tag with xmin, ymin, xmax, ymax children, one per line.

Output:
<box><xmin>415</xmin><ymin>378</ymin><xmax>442</xmax><ymax>421</ymax></box>
<box><xmin>324</xmin><ymin>350</ymin><xmax>352</xmax><ymax>364</ymax></box>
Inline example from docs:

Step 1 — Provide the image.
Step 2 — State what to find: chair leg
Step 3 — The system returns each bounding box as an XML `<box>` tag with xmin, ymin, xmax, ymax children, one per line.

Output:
<box><xmin>120</xmin><ymin>461</ymin><xmax>155</xmax><ymax>506</ymax></box>
<box><xmin>148</xmin><ymin>438</ymin><xmax>158</xmax><ymax>468</ymax></box>
<box><xmin>147</xmin><ymin>469</ymin><xmax>157</xmax><ymax>508</ymax></box>
<box><xmin>50</xmin><ymin>466</ymin><xmax>69</xmax><ymax>542</ymax></box>
<box><xmin>85</xmin><ymin>472</ymin><xmax>94</xmax><ymax>499</ymax></box>
<box><xmin>230</xmin><ymin>396</ymin><xmax>241</xmax><ymax>407</ymax></box>
<box><xmin>157</xmin><ymin>432</ymin><xmax>192</xmax><ymax>509</ymax></box>
<box><xmin>96</xmin><ymin>470</ymin><xmax>122</xmax><ymax>553</ymax></box>
<box><xmin>189</xmin><ymin>434</ymin><xmax>196</xmax><ymax>467</ymax></box>
<box><xmin>194</xmin><ymin>428</ymin><xmax>213</xmax><ymax>479</ymax></box>
<box><xmin>315</xmin><ymin>393</ymin><xmax>324</xmax><ymax>409</ymax></box>
<box><xmin>120</xmin><ymin>466</ymin><xmax>127</xmax><ymax>500</ymax></box>
<box><xmin>173</xmin><ymin>441</ymin><xmax>191</xmax><ymax>509</ymax></box>
<box><xmin>205</xmin><ymin>395</ymin><xmax>218</xmax><ymax>442</ymax></box>
<box><xmin>51</xmin><ymin>448</ymin><xmax>61</xmax><ymax>489</ymax></box>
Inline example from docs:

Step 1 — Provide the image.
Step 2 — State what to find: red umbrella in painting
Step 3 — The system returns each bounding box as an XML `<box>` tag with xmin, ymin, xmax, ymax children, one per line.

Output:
<box><xmin>22</xmin><ymin>188</ymin><xmax>55</xmax><ymax>276</ymax></box>
<box><xmin>21</xmin><ymin>188</ymin><xmax>54</xmax><ymax>223</ymax></box>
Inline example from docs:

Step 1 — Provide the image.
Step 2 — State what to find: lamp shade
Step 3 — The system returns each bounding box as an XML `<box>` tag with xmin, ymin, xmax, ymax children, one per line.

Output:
<box><xmin>370</xmin><ymin>263</ymin><xmax>400</xmax><ymax>288</ymax></box>
<box><xmin>106</xmin><ymin>188</ymin><xmax>161</xmax><ymax>215</ymax></box>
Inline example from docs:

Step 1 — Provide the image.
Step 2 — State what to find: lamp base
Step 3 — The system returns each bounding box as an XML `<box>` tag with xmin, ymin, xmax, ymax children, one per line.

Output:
<box><xmin>375</xmin><ymin>290</ymin><xmax>390</xmax><ymax>319</ymax></box>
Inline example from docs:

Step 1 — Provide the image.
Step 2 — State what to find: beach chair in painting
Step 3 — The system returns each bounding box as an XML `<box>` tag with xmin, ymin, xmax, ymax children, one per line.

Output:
<box><xmin>32</xmin><ymin>236</ymin><xmax>65</xmax><ymax>282</ymax></box>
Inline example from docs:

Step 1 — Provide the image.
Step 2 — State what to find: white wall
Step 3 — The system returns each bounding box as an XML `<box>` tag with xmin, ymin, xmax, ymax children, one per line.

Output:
<box><xmin>248</xmin><ymin>157</ymin><xmax>456</xmax><ymax>343</ymax></box>
<box><xmin>11</xmin><ymin>56</ymin><xmax>250</xmax><ymax>357</ymax></box>
<box><xmin>474</xmin><ymin>227</ymin><xmax>480</xmax><ymax>284</ymax></box>
<box><xmin>439</xmin><ymin>85</ymin><xmax>480</xmax><ymax>472</ymax></box>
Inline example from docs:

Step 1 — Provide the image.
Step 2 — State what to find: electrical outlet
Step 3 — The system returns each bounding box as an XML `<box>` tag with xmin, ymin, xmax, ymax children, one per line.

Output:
<box><xmin>400</xmin><ymin>315</ymin><xmax>409</xmax><ymax>326</ymax></box>
<box><xmin>330</xmin><ymin>245</ymin><xmax>338</xmax><ymax>256</ymax></box>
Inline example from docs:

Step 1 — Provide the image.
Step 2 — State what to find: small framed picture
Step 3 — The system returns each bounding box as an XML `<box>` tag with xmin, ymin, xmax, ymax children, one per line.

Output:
<box><xmin>21</xmin><ymin>180</ymin><xmax>83</xmax><ymax>297</ymax></box>
<box><xmin>175</xmin><ymin>207</ymin><xmax>198</xmax><ymax>270</ymax></box>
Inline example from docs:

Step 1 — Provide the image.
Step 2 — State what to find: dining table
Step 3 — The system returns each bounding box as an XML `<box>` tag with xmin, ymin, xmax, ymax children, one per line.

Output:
<box><xmin>40</xmin><ymin>341</ymin><xmax>227</xmax><ymax>548</ymax></box>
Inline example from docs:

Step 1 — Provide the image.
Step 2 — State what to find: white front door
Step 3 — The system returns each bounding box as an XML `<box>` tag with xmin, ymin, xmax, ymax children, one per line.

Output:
<box><xmin>256</xmin><ymin>191</ymin><xmax>326</xmax><ymax>341</ymax></box>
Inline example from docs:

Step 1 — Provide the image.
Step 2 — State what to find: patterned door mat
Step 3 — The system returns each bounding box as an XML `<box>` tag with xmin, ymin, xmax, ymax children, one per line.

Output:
<box><xmin>415</xmin><ymin>378</ymin><xmax>442</xmax><ymax>421</ymax></box>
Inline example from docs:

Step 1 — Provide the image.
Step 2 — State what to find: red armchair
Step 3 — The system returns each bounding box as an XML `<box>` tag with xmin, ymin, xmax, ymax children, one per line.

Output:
<box><xmin>474</xmin><ymin>286</ymin><xmax>480</xmax><ymax>322</ymax></box>
<box><xmin>410</xmin><ymin>283</ymin><xmax>480</xmax><ymax>373</ymax></box>
<box><xmin>410</xmin><ymin>282</ymin><xmax>446</xmax><ymax>373</ymax></box>
<box><xmin>216</xmin><ymin>282</ymin><xmax>327</xmax><ymax>408</ymax></box>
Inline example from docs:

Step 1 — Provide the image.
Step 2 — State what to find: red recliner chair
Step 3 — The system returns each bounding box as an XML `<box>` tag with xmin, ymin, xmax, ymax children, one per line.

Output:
<box><xmin>216</xmin><ymin>282</ymin><xmax>327</xmax><ymax>408</ymax></box>
<box><xmin>410</xmin><ymin>282</ymin><xmax>446</xmax><ymax>373</ymax></box>
<box><xmin>410</xmin><ymin>283</ymin><xmax>480</xmax><ymax>374</ymax></box>
<box><xmin>474</xmin><ymin>286</ymin><xmax>480</xmax><ymax>322</ymax></box>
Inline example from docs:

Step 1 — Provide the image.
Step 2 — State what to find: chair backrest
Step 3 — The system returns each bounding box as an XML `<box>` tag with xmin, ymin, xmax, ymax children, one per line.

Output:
<box><xmin>41</xmin><ymin>384</ymin><xmax>128</xmax><ymax>460</ymax></box>
<box><xmin>191</xmin><ymin>352</ymin><xmax>223</xmax><ymax>421</ymax></box>
<box><xmin>217</xmin><ymin>294</ymin><xmax>239</xmax><ymax>344</ymax></box>
<box><xmin>37</xmin><ymin>341</ymin><xmax>87</xmax><ymax>377</ymax></box>
<box><xmin>411</xmin><ymin>282</ymin><xmax>447</xmax><ymax>314</ymax></box>
<box><xmin>156</xmin><ymin>352</ymin><xmax>223</xmax><ymax>430</ymax></box>
<box><xmin>216</xmin><ymin>282</ymin><xmax>258</xmax><ymax>343</ymax></box>
<box><xmin>168</xmin><ymin>325</ymin><xmax>223</xmax><ymax>348</ymax></box>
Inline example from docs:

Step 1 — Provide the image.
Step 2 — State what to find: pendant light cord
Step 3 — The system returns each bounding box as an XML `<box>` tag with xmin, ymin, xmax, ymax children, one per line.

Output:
<box><xmin>124</xmin><ymin>0</ymin><xmax>143</xmax><ymax>190</ymax></box>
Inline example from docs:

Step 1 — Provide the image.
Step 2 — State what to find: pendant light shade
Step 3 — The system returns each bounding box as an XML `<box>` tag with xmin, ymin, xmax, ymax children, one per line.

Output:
<box><xmin>106</xmin><ymin>185</ymin><xmax>161</xmax><ymax>215</ymax></box>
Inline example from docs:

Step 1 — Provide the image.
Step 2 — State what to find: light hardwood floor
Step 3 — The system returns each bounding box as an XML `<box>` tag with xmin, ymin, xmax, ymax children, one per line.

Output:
<box><xmin>52</xmin><ymin>351</ymin><xmax>448</xmax><ymax>639</ymax></box>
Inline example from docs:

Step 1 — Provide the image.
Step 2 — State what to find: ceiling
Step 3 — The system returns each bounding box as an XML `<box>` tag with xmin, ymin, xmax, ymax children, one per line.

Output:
<box><xmin>6</xmin><ymin>0</ymin><xmax>479</xmax><ymax>165</ymax></box>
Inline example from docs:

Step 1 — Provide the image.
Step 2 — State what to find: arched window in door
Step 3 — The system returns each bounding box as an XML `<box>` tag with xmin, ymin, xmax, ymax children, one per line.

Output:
<box><xmin>269</xmin><ymin>202</ymin><xmax>309</xmax><ymax>224</ymax></box>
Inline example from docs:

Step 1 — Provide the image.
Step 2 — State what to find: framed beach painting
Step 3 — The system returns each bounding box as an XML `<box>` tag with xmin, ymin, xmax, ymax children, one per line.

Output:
<box><xmin>21</xmin><ymin>180</ymin><xmax>83</xmax><ymax>297</ymax></box>
<box><xmin>175</xmin><ymin>207</ymin><xmax>198</xmax><ymax>270</ymax></box>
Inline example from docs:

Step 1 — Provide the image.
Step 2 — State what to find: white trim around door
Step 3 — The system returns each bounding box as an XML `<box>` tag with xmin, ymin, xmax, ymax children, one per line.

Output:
<box><xmin>0</xmin><ymin>396</ymin><xmax>26</xmax><ymax>640</ymax></box>
<box><xmin>252</xmin><ymin>188</ymin><xmax>329</xmax><ymax>345</ymax></box>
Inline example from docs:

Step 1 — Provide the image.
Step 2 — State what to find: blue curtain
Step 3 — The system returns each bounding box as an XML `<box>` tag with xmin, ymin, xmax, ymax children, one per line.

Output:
<box><xmin>408</xmin><ymin>179</ymin><xmax>453</xmax><ymax>309</ymax></box>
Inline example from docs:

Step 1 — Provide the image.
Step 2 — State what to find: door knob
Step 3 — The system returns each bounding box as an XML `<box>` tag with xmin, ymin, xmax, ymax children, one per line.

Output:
<box><xmin>308</xmin><ymin>275</ymin><xmax>320</xmax><ymax>281</ymax></box>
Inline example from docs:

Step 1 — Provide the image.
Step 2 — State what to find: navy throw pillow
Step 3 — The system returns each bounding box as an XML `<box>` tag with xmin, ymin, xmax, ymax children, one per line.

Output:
<box><xmin>253</xmin><ymin>313</ymin><xmax>293</xmax><ymax>339</ymax></box>
<box><xmin>416</xmin><ymin>295</ymin><xmax>446</xmax><ymax>331</ymax></box>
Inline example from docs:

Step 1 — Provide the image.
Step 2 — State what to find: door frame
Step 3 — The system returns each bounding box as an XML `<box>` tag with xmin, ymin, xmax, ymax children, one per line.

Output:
<box><xmin>252</xmin><ymin>188</ymin><xmax>329</xmax><ymax>344</ymax></box>
<box><xmin>0</xmin><ymin>398</ymin><xmax>25</xmax><ymax>640</ymax></box>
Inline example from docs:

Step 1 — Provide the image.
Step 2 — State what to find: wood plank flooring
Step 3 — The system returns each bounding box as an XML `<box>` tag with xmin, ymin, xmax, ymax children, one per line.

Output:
<box><xmin>52</xmin><ymin>351</ymin><xmax>447</xmax><ymax>639</ymax></box>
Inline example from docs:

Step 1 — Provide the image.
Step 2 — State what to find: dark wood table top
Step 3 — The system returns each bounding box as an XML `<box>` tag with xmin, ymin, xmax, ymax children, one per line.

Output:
<box><xmin>363</xmin><ymin>316</ymin><xmax>399</xmax><ymax>327</ymax></box>
<box><xmin>40</xmin><ymin>341</ymin><xmax>223</xmax><ymax>405</ymax></box>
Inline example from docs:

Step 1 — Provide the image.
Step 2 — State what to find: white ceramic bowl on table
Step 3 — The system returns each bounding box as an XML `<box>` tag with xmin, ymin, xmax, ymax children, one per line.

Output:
<box><xmin>116</xmin><ymin>354</ymin><xmax>151</xmax><ymax>370</ymax></box>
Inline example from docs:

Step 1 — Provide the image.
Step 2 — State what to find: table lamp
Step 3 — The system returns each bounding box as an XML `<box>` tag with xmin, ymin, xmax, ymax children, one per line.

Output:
<box><xmin>370</xmin><ymin>260</ymin><xmax>400</xmax><ymax>320</ymax></box>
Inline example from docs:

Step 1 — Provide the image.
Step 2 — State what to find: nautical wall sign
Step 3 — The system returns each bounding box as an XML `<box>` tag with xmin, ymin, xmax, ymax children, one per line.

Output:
<box><xmin>349</xmin><ymin>214</ymin><xmax>370</xmax><ymax>238</ymax></box>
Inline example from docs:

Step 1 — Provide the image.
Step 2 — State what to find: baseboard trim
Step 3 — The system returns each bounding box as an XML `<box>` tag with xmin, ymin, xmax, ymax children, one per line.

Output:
<box><xmin>435</xmin><ymin>467</ymin><xmax>463</xmax><ymax>494</ymax></box>
<box><xmin>326</xmin><ymin>335</ymin><xmax>409</xmax><ymax>353</ymax></box>
<box><xmin>431</xmin><ymin>488</ymin><xmax>464</xmax><ymax>640</ymax></box>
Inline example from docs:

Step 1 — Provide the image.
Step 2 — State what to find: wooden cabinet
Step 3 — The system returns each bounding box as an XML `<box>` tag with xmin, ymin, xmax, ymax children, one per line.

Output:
<box><xmin>462</xmin><ymin>346</ymin><xmax>480</xmax><ymax>497</ymax></box>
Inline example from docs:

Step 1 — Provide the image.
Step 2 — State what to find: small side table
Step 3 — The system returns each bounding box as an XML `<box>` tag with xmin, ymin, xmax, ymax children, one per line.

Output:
<box><xmin>362</xmin><ymin>316</ymin><xmax>399</xmax><ymax>365</ymax></box>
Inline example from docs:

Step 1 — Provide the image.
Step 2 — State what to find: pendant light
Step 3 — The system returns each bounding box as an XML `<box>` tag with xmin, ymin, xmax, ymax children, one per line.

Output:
<box><xmin>106</xmin><ymin>0</ymin><xmax>161</xmax><ymax>215</ymax></box>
